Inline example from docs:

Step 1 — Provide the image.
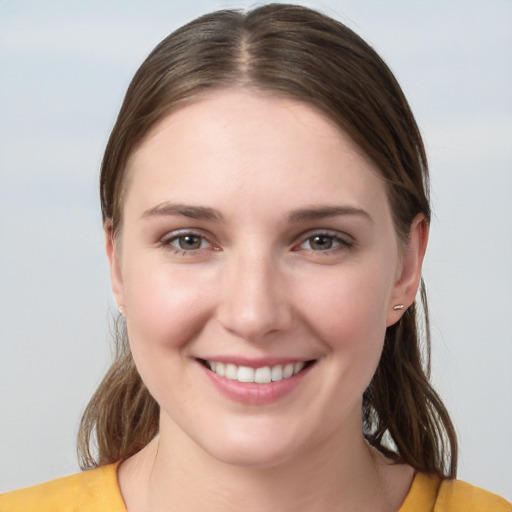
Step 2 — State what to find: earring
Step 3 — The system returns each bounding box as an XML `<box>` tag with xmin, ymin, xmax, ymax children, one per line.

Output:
<box><xmin>393</xmin><ymin>304</ymin><xmax>405</xmax><ymax>310</ymax></box>
<box><xmin>118</xmin><ymin>305</ymin><xmax>126</xmax><ymax>317</ymax></box>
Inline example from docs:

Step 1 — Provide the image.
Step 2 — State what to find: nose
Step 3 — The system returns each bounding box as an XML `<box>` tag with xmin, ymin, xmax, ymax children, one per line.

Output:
<box><xmin>216</xmin><ymin>248</ymin><xmax>292</xmax><ymax>342</ymax></box>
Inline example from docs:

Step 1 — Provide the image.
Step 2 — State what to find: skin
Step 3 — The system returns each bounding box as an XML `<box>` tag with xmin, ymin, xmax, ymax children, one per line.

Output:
<box><xmin>107</xmin><ymin>90</ymin><xmax>428</xmax><ymax>511</ymax></box>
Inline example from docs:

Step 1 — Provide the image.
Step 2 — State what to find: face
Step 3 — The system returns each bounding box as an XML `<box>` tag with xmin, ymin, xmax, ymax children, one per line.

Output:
<box><xmin>108</xmin><ymin>90</ymin><xmax>425</xmax><ymax>468</ymax></box>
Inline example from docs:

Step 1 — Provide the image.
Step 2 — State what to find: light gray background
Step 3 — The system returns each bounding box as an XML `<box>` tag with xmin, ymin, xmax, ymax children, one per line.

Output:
<box><xmin>1</xmin><ymin>0</ymin><xmax>511</xmax><ymax>500</ymax></box>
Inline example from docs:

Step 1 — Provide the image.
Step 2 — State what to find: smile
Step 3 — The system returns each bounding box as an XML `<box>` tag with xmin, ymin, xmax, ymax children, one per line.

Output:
<box><xmin>203</xmin><ymin>360</ymin><xmax>311</xmax><ymax>384</ymax></box>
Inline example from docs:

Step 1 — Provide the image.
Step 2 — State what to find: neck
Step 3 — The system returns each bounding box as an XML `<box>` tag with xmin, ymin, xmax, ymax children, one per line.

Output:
<box><xmin>119</xmin><ymin>410</ymin><xmax>413</xmax><ymax>512</ymax></box>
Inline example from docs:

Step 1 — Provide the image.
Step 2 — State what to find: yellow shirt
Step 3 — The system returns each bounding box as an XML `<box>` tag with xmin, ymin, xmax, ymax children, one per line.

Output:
<box><xmin>1</xmin><ymin>464</ymin><xmax>510</xmax><ymax>511</ymax></box>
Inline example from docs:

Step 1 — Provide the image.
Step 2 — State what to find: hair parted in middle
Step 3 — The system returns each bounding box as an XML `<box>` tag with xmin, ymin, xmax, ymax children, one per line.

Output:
<box><xmin>79</xmin><ymin>3</ymin><xmax>457</xmax><ymax>477</ymax></box>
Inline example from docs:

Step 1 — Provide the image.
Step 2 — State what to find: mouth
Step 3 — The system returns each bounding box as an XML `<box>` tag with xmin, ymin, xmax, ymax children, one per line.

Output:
<box><xmin>198</xmin><ymin>359</ymin><xmax>315</xmax><ymax>384</ymax></box>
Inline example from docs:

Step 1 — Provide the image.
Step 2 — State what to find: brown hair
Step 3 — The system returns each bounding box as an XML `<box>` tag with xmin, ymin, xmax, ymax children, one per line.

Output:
<box><xmin>79</xmin><ymin>3</ymin><xmax>457</xmax><ymax>477</ymax></box>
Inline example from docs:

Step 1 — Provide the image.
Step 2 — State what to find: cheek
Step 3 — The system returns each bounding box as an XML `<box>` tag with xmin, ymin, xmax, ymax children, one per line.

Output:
<box><xmin>295</xmin><ymin>267</ymin><xmax>392</xmax><ymax>380</ymax></box>
<box><xmin>122</xmin><ymin>259</ymin><xmax>216</xmax><ymax>355</ymax></box>
<box><xmin>298</xmin><ymin>268</ymin><xmax>391</xmax><ymax>340</ymax></box>
<box><xmin>121</xmin><ymin>262</ymin><xmax>217</xmax><ymax>416</ymax></box>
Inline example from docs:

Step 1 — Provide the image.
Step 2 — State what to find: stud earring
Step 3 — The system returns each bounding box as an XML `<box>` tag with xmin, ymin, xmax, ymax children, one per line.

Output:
<box><xmin>393</xmin><ymin>304</ymin><xmax>405</xmax><ymax>310</ymax></box>
<box><xmin>118</xmin><ymin>306</ymin><xmax>126</xmax><ymax>317</ymax></box>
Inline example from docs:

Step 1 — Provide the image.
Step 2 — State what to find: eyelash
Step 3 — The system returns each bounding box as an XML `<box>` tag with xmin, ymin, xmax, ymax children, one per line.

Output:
<box><xmin>159</xmin><ymin>230</ymin><xmax>354</xmax><ymax>256</ymax></box>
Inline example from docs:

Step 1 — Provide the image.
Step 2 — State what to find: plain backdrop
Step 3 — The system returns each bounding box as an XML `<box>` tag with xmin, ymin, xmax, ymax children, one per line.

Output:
<box><xmin>1</xmin><ymin>0</ymin><xmax>511</xmax><ymax>500</ymax></box>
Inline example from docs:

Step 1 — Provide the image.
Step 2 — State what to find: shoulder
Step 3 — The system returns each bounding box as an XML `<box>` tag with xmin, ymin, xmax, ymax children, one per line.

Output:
<box><xmin>0</xmin><ymin>463</ymin><xmax>126</xmax><ymax>512</ymax></box>
<box><xmin>436</xmin><ymin>477</ymin><xmax>511</xmax><ymax>512</ymax></box>
<box><xmin>401</xmin><ymin>472</ymin><xmax>511</xmax><ymax>512</ymax></box>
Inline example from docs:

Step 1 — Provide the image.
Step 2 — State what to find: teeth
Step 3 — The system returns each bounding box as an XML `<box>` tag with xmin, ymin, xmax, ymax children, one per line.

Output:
<box><xmin>225</xmin><ymin>363</ymin><xmax>237</xmax><ymax>380</ymax></box>
<box><xmin>283</xmin><ymin>363</ymin><xmax>294</xmax><ymax>379</ymax></box>
<box><xmin>237</xmin><ymin>366</ymin><xmax>254</xmax><ymax>383</ymax></box>
<box><xmin>206</xmin><ymin>360</ymin><xmax>308</xmax><ymax>383</ymax></box>
<box><xmin>255</xmin><ymin>366</ymin><xmax>272</xmax><ymax>384</ymax></box>
<box><xmin>271</xmin><ymin>365</ymin><xmax>283</xmax><ymax>382</ymax></box>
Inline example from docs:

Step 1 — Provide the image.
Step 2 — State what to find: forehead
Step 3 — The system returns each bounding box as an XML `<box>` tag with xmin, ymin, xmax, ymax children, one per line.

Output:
<box><xmin>123</xmin><ymin>90</ymin><xmax>389</xmax><ymax>219</ymax></box>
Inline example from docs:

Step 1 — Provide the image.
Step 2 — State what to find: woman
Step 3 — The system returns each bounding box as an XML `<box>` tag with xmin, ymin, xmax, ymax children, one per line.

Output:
<box><xmin>1</xmin><ymin>4</ymin><xmax>510</xmax><ymax>511</ymax></box>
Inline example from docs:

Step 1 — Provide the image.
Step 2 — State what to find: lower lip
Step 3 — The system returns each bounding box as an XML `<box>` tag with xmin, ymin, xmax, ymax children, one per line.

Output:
<box><xmin>201</xmin><ymin>363</ymin><xmax>313</xmax><ymax>405</ymax></box>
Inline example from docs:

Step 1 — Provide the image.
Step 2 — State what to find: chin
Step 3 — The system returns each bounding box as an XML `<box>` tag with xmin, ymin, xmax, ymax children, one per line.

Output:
<box><xmin>199</xmin><ymin>427</ymin><xmax>308</xmax><ymax>469</ymax></box>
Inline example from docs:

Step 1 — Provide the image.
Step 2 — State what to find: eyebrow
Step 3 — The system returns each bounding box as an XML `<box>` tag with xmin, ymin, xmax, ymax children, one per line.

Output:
<box><xmin>287</xmin><ymin>205</ymin><xmax>373</xmax><ymax>223</ymax></box>
<box><xmin>142</xmin><ymin>202</ymin><xmax>223</xmax><ymax>221</ymax></box>
<box><xmin>141</xmin><ymin>202</ymin><xmax>372</xmax><ymax>223</ymax></box>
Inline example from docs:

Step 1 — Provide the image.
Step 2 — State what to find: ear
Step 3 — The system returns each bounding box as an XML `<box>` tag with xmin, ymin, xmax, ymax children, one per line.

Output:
<box><xmin>386</xmin><ymin>214</ymin><xmax>429</xmax><ymax>326</ymax></box>
<box><xmin>104</xmin><ymin>221</ymin><xmax>126</xmax><ymax>316</ymax></box>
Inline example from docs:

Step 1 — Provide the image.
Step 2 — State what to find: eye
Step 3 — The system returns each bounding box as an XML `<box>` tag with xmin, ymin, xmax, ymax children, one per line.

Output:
<box><xmin>297</xmin><ymin>231</ymin><xmax>353</xmax><ymax>253</ymax></box>
<box><xmin>305</xmin><ymin>234</ymin><xmax>337</xmax><ymax>251</ymax></box>
<box><xmin>172</xmin><ymin>234</ymin><xmax>208</xmax><ymax>251</ymax></box>
<box><xmin>160</xmin><ymin>231</ymin><xmax>213</xmax><ymax>254</ymax></box>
